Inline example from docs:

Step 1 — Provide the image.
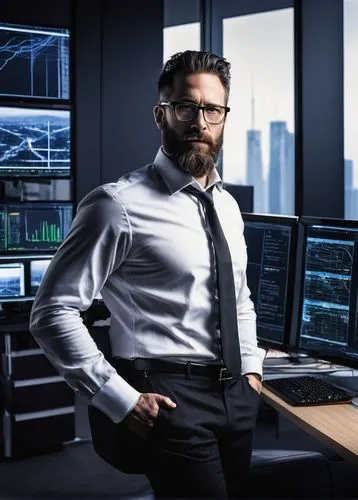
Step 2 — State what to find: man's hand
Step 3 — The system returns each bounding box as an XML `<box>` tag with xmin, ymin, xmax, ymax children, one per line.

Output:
<box><xmin>245</xmin><ymin>373</ymin><xmax>262</xmax><ymax>395</ymax></box>
<box><xmin>123</xmin><ymin>393</ymin><xmax>176</xmax><ymax>439</ymax></box>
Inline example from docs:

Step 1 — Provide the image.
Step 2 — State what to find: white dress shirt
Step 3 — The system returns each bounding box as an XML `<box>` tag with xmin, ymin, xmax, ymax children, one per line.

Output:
<box><xmin>30</xmin><ymin>148</ymin><xmax>262</xmax><ymax>423</ymax></box>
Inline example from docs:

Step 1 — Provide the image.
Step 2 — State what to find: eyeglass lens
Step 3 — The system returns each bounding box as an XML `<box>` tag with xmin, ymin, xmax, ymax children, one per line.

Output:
<box><xmin>175</xmin><ymin>103</ymin><xmax>225</xmax><ymax>124</ymax></box>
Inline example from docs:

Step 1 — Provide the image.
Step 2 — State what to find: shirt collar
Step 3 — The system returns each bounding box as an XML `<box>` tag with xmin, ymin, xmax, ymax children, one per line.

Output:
<box><xmin>153</xmin><ymin>147</ymin><xmax>223</xmax><ymax>196</ymax></box>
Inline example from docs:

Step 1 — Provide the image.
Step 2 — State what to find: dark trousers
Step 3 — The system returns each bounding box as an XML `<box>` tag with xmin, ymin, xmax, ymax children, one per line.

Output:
<box><xmin>118</xmin><ymin>366</ymin><xmax>261</xmax><ymax>499</ymax></box>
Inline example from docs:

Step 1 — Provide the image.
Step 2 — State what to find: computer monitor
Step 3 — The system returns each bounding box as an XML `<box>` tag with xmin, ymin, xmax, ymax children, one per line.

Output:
<box><xmin>242</xmin><ymin>213</ymin><xmax>298</xmax><ymax>349</ymax></box>
<box><xmin>0</xmin><ymin>105</ymin><xmax>71</xmax><ymax>178</ymax></box>
<box><xmin>224</xmin><ymin>184</ymin><xmax>254</xmax><ymax>213</ymax></box>
<box><xmin>0</xmin><ymin>201</ymin><xmax>73</xmax><ymax>253</ymax></box>
<box><xmin>29</xmin><ymin>257</ymin><xmax>52</xmax><ymax>296</ymax></box>
<box><xmin>0</xmin><ymin>261</ymin><xmax>25</xmax><ymax>300</ymax></box>
<box><xmin>0</xmin><ymin>23</ymin><xmax>70</xmax><ymax>100</ymax></box>
<box><xmin>291</xmin><ymin>217</ymin><xmax>358</xmax><ymax>369</ymax></box>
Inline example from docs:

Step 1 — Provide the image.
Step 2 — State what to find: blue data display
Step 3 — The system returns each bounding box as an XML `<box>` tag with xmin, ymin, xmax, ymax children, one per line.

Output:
<box><xmin>30</xmin><ymin>258</ymin><xmax>51</xmax><ymax>295</ymax></box>
<box><xmin>0</xmin><ymin>106</ymin><xmax>71</xmax><ymax>178</ymax></box>
<box><xmin>0</xmin><ymin>262</ymin><xmax>25</xmax><ymax>299</ymax></box>
<box><xmin>0</xmin><ymin>23</ymin><xmax>70</xmax><ymax>100</ymax></box>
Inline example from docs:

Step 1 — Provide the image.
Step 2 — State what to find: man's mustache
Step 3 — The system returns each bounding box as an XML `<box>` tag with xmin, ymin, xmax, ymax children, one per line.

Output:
<box><xmin>183</xmin><ymin>134</ymin><xmax>211</xmax><ymax>143</ymax></box>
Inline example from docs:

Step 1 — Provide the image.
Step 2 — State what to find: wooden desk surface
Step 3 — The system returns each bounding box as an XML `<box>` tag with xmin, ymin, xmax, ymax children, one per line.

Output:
<box><xmin>261</xmin><ymin>386</ymin><xmax>358</xmax><ymax>465</ymax></box>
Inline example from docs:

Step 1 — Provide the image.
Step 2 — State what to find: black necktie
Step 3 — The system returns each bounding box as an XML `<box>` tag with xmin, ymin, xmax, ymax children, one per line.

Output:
<box><xmin>185</xmin><ymin>185</ymin><xmax>242</xmax><ymax>379</ymax></box>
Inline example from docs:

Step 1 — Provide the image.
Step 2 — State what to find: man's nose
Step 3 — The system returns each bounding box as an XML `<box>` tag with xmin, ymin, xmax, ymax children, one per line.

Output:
<box><xmin>191</xmin><ymin>108</ymin><xmax>207</xmax><ymax>130</ymax></box>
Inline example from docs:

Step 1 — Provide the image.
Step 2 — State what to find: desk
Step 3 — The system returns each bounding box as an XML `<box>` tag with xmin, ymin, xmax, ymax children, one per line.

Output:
<box><xmin>262</xmin><ymin>386</ymin><xmax>358</xmax><ymax>465</ymax></box>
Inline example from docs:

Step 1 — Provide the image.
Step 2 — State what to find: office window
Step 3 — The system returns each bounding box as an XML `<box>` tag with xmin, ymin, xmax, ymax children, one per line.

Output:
<box><xmin>222</xmin><ymin>8</ymin><xmax>294</xmax><ymax>215</ymax></box>
<box><xmin>163</xmin><ymin>0</ymin><xmax>200</xmax><ymax>63</ymax></box>
<box><xmin>344</xmin><ymin>0</ymin><xmax>358</xmax><ymax>219</ymax></box>
<box><xmin>163</xmin><ymin>23</ymin><xmax>200</xmax><ymax>63</ymax></box>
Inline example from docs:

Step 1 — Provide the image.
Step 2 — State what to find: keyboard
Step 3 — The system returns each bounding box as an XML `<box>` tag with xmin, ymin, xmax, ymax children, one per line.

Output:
<box><xmin>263</xmin><ymin>375</ymin><xmax>353</xmax><ymax>406</ymax></box>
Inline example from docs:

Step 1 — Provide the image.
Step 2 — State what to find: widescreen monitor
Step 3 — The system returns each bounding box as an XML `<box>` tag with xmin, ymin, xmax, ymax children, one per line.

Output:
<box><xmin>0</xmin><ymin>262</ymin><xmax>25</xmax><ymax>300</ymax></box>
<box><xmin>291</xmin><ymin>217</ymin><xmax>358</xmax><ymax>369</ymax></box>
<box><xmin>0</xmin><ymin>201</ymin><xmax>73</xmax><ymax>254</ymax></box>
<box><xmin>0</xmin><ymin>23</ymin><xmax>70</xmax><ymax>100</ymax></box>
<box><xmin>242</xmin><ymin>213</ymin><xmax>298</xmax><ymax>349</ymax></box>
<box><xmin>29</xmin><ymin>258</ymin><xmax>52</xmax><ymax>296</ymax></box>
<box><xmin>0</xmin><ymin>106</ymin><xmax>71</xmax><ymax>178</ymax></box>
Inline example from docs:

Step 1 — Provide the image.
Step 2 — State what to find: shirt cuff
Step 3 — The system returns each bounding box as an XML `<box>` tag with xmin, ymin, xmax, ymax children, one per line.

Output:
<box><xmin>242</xmin><ymin>355</ymin><xmax>263</xmax><ymax>379</ymax></box>
<box><xmin>91</xmin><ymin>372</ymin><xmax>141</xmax><ymax>423</ymax></box>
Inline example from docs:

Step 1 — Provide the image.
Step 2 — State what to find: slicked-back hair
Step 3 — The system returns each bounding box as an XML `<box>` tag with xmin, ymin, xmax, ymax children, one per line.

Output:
<box><xmin>158</xmin><ymin>50</ymin><xmax>231</xmax><ymax>100</ymax></box>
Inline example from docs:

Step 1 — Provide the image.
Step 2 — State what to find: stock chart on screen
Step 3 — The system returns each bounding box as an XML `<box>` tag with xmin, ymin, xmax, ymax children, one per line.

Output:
<box><xmin>0</xmin><ymin>202</ymin><xmax>73</xmax><ymax>253</ymax></box>
<box><xmin>0</xmin><ymin>23</ymin><xmax>69</xmax><ymax>100</ymax></box>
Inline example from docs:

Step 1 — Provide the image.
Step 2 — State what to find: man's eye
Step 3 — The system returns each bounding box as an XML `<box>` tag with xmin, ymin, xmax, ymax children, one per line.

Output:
<box><xmin>178</xmin><ymin>104</ymin><xmax>195</xmax><ymax>112</ymax></box>
<box><xmin>206</xmin><ymin>106</ymin><xmax>222</xmax><ymax>115</ymax></box>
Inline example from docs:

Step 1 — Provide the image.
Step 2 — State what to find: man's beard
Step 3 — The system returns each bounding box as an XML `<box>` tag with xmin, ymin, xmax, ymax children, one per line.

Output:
<box><xmin>163</xmin><ymin>127</ymin><xmax>223</xmax><ymax>178</ymax></box>
<box><xmin>173</xmin><ymin>149</ymin><xmax>217</xmax><ymax>178</ymax></box>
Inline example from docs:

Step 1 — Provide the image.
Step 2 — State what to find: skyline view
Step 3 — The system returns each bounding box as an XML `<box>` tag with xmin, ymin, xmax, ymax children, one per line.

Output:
<box><xmin>222</xmin><ymin>8</ymin><xmax>294</xmax><ymax>214</ymax></box>
<box><xmin>164</xmin><ymin>9</ymin><xmax>295</xmax><ymax>215</ymax></box>
<box><xmin>164</xmin><ymin>5</ymin><xmax>356</xmax><ymax>217</ymax></box>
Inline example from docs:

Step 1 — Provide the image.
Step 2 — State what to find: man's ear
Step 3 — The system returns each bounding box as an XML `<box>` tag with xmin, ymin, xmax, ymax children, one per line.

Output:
<box><xmin>153</xmin><ymin>105</ymin><xmax>165</xmax><ymax>130</ymax></box>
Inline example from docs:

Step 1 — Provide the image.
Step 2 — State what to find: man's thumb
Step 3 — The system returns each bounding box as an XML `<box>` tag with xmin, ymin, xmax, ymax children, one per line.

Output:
<box><xmin>158</xmin><ymin>395</ymin><xmax>176</xmax><ymax>409</ymax></box>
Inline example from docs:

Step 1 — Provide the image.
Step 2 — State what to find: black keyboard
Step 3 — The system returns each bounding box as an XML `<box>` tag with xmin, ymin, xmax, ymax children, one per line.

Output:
<box><xmin>263</xmin><ymin>375</ymin><xmax>353</xmax><ymax>406</ymax></box>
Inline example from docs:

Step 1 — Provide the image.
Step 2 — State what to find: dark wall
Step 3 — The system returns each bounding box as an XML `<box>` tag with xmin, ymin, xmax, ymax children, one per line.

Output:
<box><xmin>0</xmin><ymin>0</ymin><xmax>71</xmax><ymax>26</ymax></box>
<box><xmin>75</xmin><ymin>0</ymin><xmax>163</xmax><ymax>200</ymax></box>
<box><xmin>1</xmin><ymin>0</ymin><xmax>163</xmax><ymax>203</ymax></box>
<box><xmin>100</xmin><ymin>1</ymin><xmax>163</xmax><ymax>187</ymax></box>
<box><xmin>298</xmin><ymin>0</ymin><xmax>344</xmax><ymax>217</ymax></box>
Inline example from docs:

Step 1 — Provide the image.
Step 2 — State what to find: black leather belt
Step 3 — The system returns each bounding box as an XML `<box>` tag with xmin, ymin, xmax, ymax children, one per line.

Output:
<box><xmin>113</xmin><ymin>358</ymin><xmax>234</xmax><ymax>381</ymax></box>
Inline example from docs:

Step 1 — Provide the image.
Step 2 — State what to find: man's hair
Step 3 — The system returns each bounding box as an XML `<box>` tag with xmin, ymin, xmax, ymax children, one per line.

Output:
<box><xmin>158</xmin><ymin>50</ymin><xmax>231</xmax><ymax>100</ymax></box>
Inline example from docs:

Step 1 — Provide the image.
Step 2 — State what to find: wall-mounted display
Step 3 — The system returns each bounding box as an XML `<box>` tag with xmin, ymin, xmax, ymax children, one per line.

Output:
<box><xmin>0</xmin><ymin>105</ymin><xmax>71</xmax><ymax>179</ymax></box>
<box><xmin>0</xmin><ymin>261</ymin><xmax>25</xmax><ymax>300</ymax></box>
<box><xmin>29</xmin><ymin>257</ymin><xmax>51</xmax><ymax>295</ymax></box>
<box><xmin>0</xmin><ymin>201</ymin><xmax>73</xmax><ymax>253</ymax></box>
<box><xmin>0</xmin><ymin>23</ymin><xmax>70</xmax><ymax>100</ymax></box>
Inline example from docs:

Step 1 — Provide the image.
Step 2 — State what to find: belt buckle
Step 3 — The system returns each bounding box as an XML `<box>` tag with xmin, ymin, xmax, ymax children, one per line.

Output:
<box><xmin>219</xmin><ymin>367</ymin><xmax>233</xmax><ymax>381</ymax></box>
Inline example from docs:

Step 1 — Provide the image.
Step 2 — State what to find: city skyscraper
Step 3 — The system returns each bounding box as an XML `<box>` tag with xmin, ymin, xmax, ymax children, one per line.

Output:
<box><xmin>246</xmin><ymin>130</ymin><xmax>265</xmax><ymax>212</ymax></box>
<box><xmin>344</xmin><ymin>158</ymin><xmax>358</xmax><ymax>218</ymax></box>
<box><xmin>246</xmin><ymin>81</ymin><xmax>265</xmax><ymax>212</ymax></box>
<box><xmin>268</xmin><ymin>121</ymin><xmax>293</xmax><ymax>214</ymax></box>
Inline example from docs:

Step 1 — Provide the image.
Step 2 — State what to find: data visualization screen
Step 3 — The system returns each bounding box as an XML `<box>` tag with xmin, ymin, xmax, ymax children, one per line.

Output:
<box><xmin>243</xmin><ymin>214</ymin><xmax>298</xmax><ymax>349</ymax></box>
<box><xmin>296</xmin><ymin>218</ymin><xmax>358</xmax><ymax>367</ymax></box>
<box><xmin>0</xmin><ymin>106</ymin><xmax>71</xmax><ymax>178</ymax></box>
<box><xmin>0</xmin><ymin>262</ymin><xmax>25</xmax><ymax>300</ymax></box>
<box><xmin>0</xmin><ymin>23</ymin><xmax>69</xmax><ymax>100</ymax></box>
<box><xmin>30</xmin><ymin>258</ymin><xmax>51</xmax><ymax>296</ymax></box>
<box><xmin>0</xmin><ymin>202</ymin><xmax>73</xmax><ymax>253</ymax></box>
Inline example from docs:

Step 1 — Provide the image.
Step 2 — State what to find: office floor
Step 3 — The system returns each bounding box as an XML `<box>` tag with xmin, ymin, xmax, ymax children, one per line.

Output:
<box><xmin>0</xmin><ymin>397</ymin><xmax>357</xmax><ymax>499</ymax></box>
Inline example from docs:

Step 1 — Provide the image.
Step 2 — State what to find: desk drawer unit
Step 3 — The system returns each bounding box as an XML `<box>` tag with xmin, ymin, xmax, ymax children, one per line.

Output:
<box><xmin>2</xmin><ymin>407</ymin><xmax>76</xmax><ymax>458</ymax></box>
<box><xmin>0</xmin><ymin>331</ymin><xmax>76</xmax><ymax>458</ymax></box>
<box><xmin>1</xmin><ymin>349</ymin><xmax>58</xmax><ymax>380</ymax></box>
<box><xmin>1</xmin><ymin>376</ymin><xmax>74</xmax><ymax>413</ymax></box>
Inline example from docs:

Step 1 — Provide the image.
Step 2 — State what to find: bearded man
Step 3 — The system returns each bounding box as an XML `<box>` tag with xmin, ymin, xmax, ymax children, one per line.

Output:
<box><xmin>30</xmin><ymin>50</ymin><xmax>263</xmax><ymax>499</ymax></box>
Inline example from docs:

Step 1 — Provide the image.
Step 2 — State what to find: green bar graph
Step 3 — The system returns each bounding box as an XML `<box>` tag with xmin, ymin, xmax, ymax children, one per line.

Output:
<box><xmin>30</xmin><ymin>220</ymin><xmax>61</xmax><ymax>242</ymax></box>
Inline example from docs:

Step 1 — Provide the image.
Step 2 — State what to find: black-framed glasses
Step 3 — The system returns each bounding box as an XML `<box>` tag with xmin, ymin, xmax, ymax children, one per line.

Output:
<box><xmin>159</xmin><ymin>101</ymin><xmax>230</xmax><ymax>125</ymax></box>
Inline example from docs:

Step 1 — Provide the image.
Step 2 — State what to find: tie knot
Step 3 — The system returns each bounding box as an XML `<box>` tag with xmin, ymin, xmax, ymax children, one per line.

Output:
<box><xmin>184</xmin><ymin>185</ymin><xmax>214</xmax><ymax>206</ymax></box>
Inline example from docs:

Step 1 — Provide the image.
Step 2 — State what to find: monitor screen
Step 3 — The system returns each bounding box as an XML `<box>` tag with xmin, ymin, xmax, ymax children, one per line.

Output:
<box><xmin>292</xmin><ymin>217</ymin><xmax>358</xmax><ymax>368</ymax></box>
<box><xmin>0</xmin><ymin>261</ymin><xmax>25</xmax><ymax>300</ymax></box>
<box><xmin>243</xmin><ymin>213</ymin><xmax>298</xmax><ymax>349</ymax></box>
<box><xmin>0</xmin><ymin>106</ymin><xmax>71</xmax><ymax>178</ymax></box>
<box><xmin>0</xmin><ymin>202</ymin><xmax>73</xmax><ymax>254</ymax></box>
<box><xmin>0</xmin><ymin>23</ymin><xmax>70</xmax><ymax>100</ymax></box>
<box><xmin>29</xmin><ymin>258</ymin><xmax>52</xmax><ymax>296</ymax></box>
